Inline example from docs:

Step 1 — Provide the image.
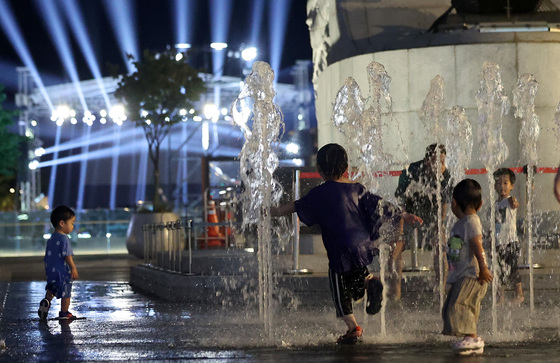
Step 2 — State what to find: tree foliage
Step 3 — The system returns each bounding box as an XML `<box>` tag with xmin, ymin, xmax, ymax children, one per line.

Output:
<box><xmin>114</xmin><ymin>49</ymin><xmax>205</xmax><ymax>212</ymax></box>
<box><xmin>0</xmin><ymin>85</ymin><xmax>23</xmax><ymax>210</ymax></box>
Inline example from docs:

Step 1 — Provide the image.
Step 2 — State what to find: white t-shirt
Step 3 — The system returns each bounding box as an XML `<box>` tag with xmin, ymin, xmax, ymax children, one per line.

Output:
<box><xmin>494</xmin><ymin>198</ymin><xmax>517</xmax><ymax>246</ymax></box>
<box><xmin>446</xmin><ymin>214</ymin><xmax>483</xmax><ymax>284</ymax></box>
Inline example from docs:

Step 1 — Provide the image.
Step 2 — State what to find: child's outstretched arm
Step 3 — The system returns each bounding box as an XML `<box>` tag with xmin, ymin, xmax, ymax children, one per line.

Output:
<box><xmin>400</xmin><ymin>212</ymin><xmax>423</xmax><ymax>225</ymax></box>
<box><xmin>468</xmin><ymin>235</ymin><xmax>492</xmax><ymax>284</ymax></box>
<box><xmin>270</xmin><ymin>202</ymin><xmax>296</xmax><ymax>217</ymax></box>
<box><xmin>65</xmin><ymin>255</ymin><xmax>79</xmax><ymax>280</ymax></box>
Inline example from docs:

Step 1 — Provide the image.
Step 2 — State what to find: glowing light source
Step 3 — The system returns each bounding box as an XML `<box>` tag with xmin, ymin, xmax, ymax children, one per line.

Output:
<box><xmin>179</xmin><ymin>108</ymin><xmax>187</xmax><ymax>116</ymax></box>
<box><xmin>210</xmin><ymin>42</ymin><xmax>228</xmax><ymax>51</ymax></box>
<box><xmin>203</xmin><ymin>103</ymin><xmax>219</xmax><ymax>120</ymax></box>
<box><xmin>109</xmin><ymin>104</ymin><xmax>127</xmax><ymax>124</ymax></box>
<box><xmin>175</xmin><ymin>43</ymin><xmax>191</xmax><ymax>49</ymax></box>
<box><xmin>175</xmin><ymin>53</ymin><xmax>184</xmax><ymax>61</ymax></box>
<box><xmin>34</xmin><ymin>148</ymin><xmax>45</xmax><ymax>157</ymax></box>
<box><xmin>292</xmin><ymin>158</ymin><xmax>303</xmax><ymax>166</ymax></box>
<box><xmin>241</xmin><ymin>46</ymin><xmax>258</xmax><ymax>61</ymax></box>
<box><xmin>28</xmin><ymin>160</ymin><xmax>39</xmax><ymax>170</ymax></box>
<box><xmin>286</xmin><ymin>142</ymin><xmax>300</xmax><ymax>154</ymax></box>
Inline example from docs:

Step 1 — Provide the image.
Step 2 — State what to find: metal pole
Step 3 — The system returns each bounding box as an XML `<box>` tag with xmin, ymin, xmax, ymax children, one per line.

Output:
<box><xmin>142</xmin><ymin>224</ymin><xmax>147</xmax><ymax>265</ymax></box>
<box><xmin>293</xmin><ymin>170</ymin><xmax>301</xmax><ymax>271</ymax></box>
<box><xmin>411</xmin><ymin>227</ymin><xmax>418</xmax><ymax>268</ymax></box>
<box><xmin>286</xmin><ymin>170</ymin><xmax>311</xmax><ymax>275</ymax></box>
<box><xmin>187</xmin><ymin>219</ymin><xmax>194</xmax><ymax>275</ymax></box>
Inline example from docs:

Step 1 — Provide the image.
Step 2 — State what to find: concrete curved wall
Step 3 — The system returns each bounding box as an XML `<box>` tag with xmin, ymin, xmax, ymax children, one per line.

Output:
<box><xmin>314</xmin><ymin>42</ymin><xmax>560</xmax><ymax>212</ymax></box>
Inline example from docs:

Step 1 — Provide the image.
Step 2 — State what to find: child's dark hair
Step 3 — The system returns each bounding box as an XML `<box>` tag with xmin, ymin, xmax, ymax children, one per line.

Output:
<box><xmin>316</xmin><ymin>143</ymin><xmax>348</xmax><ymax>179</ymax></box>
<box><xmin>50</xmin><ymin>205</ymin><xmax>75</xmax><ymax>228</ymax></box>
<box><xmin>425</xmin><ymin>143</ymin><xmax>446</xmax><ymax>159</ymax></box>
<box><xmin>453</xmin><ymin>179</ymin><xmax>482</xmax><ymax>212</ymax></box>
<box><xmin>493</xmin><ymin>168</ymin><xmax>516</xmax><ymax>185</ymax></box>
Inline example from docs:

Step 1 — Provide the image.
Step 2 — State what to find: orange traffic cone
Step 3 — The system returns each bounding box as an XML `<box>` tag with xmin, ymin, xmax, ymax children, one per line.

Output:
<box><xmin>199</xmin><ymin>199</ymin><xmax>225</xmax><ymax>249</ymax></box>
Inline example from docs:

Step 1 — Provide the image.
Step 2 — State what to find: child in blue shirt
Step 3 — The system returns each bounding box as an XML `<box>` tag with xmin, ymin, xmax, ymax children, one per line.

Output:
<box><xmin>272</xmin><ymin>143</ymin><xmax>422</xmax><ymax>344</ymax></box>
<box><xmin>38</xmin><ymin>205</ymin><xmax>79</xmax><ymax>320</ymax></box>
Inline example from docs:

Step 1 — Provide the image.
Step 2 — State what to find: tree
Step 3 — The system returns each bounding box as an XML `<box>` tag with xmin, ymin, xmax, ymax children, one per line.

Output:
<box><xmin>114</xmin><ymin>50</ymin><xmax>205</xmax><ymax>212</ymax></box>
<box><xmin>0</xmin><ymin>85</ymin><xmax>24</xmax><ymax>211</ymax></box>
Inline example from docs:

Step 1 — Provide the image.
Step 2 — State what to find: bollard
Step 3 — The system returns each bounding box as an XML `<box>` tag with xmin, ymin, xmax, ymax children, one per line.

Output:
<box><xmin>187</xmin><ymin>219</ymin><xmax>193</xmax><ymax>274</ymax></box>
<box><xmin>403</xmin><ymin>227</ymin><xmax>430</xmax><ymax>272</ymax></box>
<box><xmin>411</xmin><ymin>227</ymin><xmax>418</xmax><ymax>269</ymax></box>
<box><xmin>166</xmin><ymin>221</ymin><xmax>173</xmax><ymax>271</ymax></box>
<box><xmin>142</xmin><ymin>224</ymin><xmax>148</xmax><ymax>266</ymax></box>
<box><xmin>286</xmin><ymin>170</ymin><xmax>311</xmax><ymax>275</ymax></box>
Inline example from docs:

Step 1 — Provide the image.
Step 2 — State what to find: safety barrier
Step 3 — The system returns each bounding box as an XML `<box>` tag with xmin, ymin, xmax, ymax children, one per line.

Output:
<box><xmin>142</xmin><ymin>219</ymin><xmax>193</xmax><ymax>274</ymax></box>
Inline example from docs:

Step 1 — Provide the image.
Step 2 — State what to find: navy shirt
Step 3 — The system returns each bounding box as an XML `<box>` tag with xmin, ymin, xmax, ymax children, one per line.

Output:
<box><xmin>295</xmin><ymin>180</ymin><xmax>400</xmax><ymax>273</ymax></box>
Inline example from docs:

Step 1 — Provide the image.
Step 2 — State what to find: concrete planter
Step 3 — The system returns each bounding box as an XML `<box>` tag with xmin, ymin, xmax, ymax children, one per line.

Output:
<box><xmin>126</xmin><ymin>212</ymin><xmax>182</xmax><ymax>259</ymax></box>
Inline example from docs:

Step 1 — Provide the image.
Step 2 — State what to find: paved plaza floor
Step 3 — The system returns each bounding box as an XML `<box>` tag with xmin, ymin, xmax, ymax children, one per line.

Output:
<box><xmin>1</xmin><ymin>255</ymin><xmax>560</xmax><ymax>362</ymax></box>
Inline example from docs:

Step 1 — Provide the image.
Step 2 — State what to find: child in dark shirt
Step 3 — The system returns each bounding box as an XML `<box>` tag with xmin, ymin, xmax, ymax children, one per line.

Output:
<box><xmin>271</xmin><ymin>143</ymin><xmax>422</xmax><ymax>344</ymax></box>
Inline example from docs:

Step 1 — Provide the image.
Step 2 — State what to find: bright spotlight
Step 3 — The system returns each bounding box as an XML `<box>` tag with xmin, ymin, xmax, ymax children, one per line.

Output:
<box><xmin>193</xmin><ymin>116</ymin><xmax>202</xmax><ymax>122</ymax></box>
<box><xmin>31</xmin><ymin>120</ymin><xmax>37</xmax><ymax>127</ymax></box>
<box><xmin>71</xmin><ymin>117</ymin><xmax>77</xmax><ymax>124</ymax></box>
<box><xmin>221</xmin><ymin>107</ymin><xmax>228</xmax><ymax>116</ymax></box>
<box><xmin>100</xmin><ymin>117</ymin><xmax>107</xmax><ymax>124</ymax></box>
<box><xmin>109</xmin><ymin>104</ymin><xmax>127</xmax><ymax>123</ymax></box>
<box><xmin>55</xmin><ymin>105</ymin><xmax>71</xmax><ymax>120</ymax></box>
<box><xmin>28</xmin><ymin>160</ymin><xmax>39</xmax><ymax>170</ymax></box>
<box><xmin>286</xmin><ymin>142</ymin><xmax>300</xmax><ymax>154</ymax></box>
<box><xmin>203</xmin><ymin>104</ymin><xmax>219</xmax><ymax>120</ymax></box>
<box><xmin>56</xmin><ymin>119</ymin><xmax>64</xmax><ymax>126</ymax></box>
<box><xmin>210</xmin><ymin>42</ymin><xmax>228</xmax><ymax>51</ymax></box>
<box><xmin>292</xmin><ymin>158</ymin><xmax>303</xmax><ymax>166</ymax></box>
<box><xmin>175</xmin><ymin>43</ymin><xmax>191</xmax><ymax>49</ymax></box>
<box><xmin>34</xmin><ymin>148</ymin><xmax>45</xmax><ymax>157</ymax></box>
<box><xmin>175</xmin><ymin>53</ymin><xmax>184</xmax><ymax>61</ymax></box>
<box><xmin>9</xmin><ymin>188</ymin><xmax>15</xmax><ymax>194</ymax></box>
<box><xmin>241</xmin><ymin>47</ymin><xmax>258</xmax><ymax>61</ymax></box>
<box><xmin>179</xmin><ymin>108</ymin><xmax>187</xmax><ymax>116</ymax></box>
<box><xmin>100</xmin><ymin>109</ymin><xmax>107</xmax><ymax>117</ymax></box>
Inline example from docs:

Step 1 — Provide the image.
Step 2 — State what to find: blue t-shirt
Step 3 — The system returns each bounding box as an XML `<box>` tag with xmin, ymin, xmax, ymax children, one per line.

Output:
<box><xmin>44</xmin><ymin>232</ymin><xmax>74</xmax><ymax>284</ymax></box>
<box><xmin>295</xmin><ymin>180</ymin><xmax>400</xmax><ymax>273</ymax></box>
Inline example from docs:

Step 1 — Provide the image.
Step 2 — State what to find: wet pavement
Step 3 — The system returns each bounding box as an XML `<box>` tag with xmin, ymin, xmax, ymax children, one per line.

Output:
<box><xmin>1</xmin><ymin>255</ymin><xmax>560</xmax><ymax>361</ymax></box>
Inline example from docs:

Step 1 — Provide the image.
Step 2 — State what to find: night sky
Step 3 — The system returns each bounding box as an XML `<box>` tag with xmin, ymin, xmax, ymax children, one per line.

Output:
<box><xmin>0</xmin><ymin>0</ymin><xmax>312</xmax><ymax>109</ymax></box>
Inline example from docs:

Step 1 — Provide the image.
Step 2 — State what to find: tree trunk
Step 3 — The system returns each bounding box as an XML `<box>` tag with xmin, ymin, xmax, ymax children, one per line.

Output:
<box><xmin>152</xmin><ymin>144</ymin><xmax>160</xmax><ymax>211</ymax></box>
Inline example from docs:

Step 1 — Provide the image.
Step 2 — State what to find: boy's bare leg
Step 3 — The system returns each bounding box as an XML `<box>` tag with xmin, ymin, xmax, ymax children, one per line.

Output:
<box><xmin>512</xmin><ymin>282</ymin><xmax>524</xmax><ymax>304</ymax></box>
<box><xmin>388</xmin><ymin>241</ymin><xmax>404</xmax><ymax>301</ymax></box>
<box><xmin>61</xmin><ymin>297</ymin><xmax>71</xmax><ymax>312</ymax></box>
<box><xmin>44</xmin><ymin>290</ymin><xmax>54</xmax><ymax>301</ymax></box>
<box><xmin>341</xmin><ymin>314</ymin><xmax>358</xmax><ymax>331</ymax></box>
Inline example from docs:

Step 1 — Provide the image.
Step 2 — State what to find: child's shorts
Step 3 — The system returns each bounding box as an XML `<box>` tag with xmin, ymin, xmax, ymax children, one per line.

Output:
<box><xmin>329</xmin><ymin>266</ymin><xmax>369</xmax><ymax>318</ymax></box>
<box><xmin>45</xmin><ymin>269</ymin><xmax>73</xmax><ymax>299</ymax></box>
<box><xmin>442</xmin><ymin>277</ymin><xmax>487</xmax><ymax>336</ymax></box>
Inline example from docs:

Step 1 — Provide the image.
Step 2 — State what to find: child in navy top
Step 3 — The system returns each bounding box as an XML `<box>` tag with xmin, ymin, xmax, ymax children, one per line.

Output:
<box><xmin>38</xmin><ymin>205</ymin><xmax>79</xmax><ymax>320</ymax></box>
<box><xmin>272</xmin><ymin>143</ymin><xmax>422</xmax><ymax>344</ymax></box>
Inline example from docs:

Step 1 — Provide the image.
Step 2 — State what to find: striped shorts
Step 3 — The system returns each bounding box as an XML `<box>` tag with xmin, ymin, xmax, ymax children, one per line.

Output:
<box><xmin>329</xmin><ymin>266</ymin><xmax>369</xmax><ymax>318</ymax></box>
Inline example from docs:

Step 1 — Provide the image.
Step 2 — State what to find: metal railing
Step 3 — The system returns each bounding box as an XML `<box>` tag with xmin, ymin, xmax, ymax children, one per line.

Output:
<box><xmin>142</xmin><ymin>219</ymin><xmax>193</xmax><ymax>274</ymax></box>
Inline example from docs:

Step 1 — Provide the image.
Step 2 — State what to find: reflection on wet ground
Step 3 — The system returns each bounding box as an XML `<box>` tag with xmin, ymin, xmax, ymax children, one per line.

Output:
<box><xmin>0</xmin><ymin>280</ymin><xmax>559</xmax><ymax>361</ymax></box>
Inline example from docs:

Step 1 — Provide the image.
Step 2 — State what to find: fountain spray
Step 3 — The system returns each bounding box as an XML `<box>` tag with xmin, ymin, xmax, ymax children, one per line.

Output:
<box><xmin>475</xmin><ymin>61</ymin><xmax>510</xmax><ymax>334</ymax></box>
<box><xmin>231</xmin><ymin>61</ymin><xmax>285</xmax><ymax>338</ymax></box>
<box><xmin>513</xmin><ymin>73</ymin><xmax>540</xmax><ymax>313</ymax></box>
